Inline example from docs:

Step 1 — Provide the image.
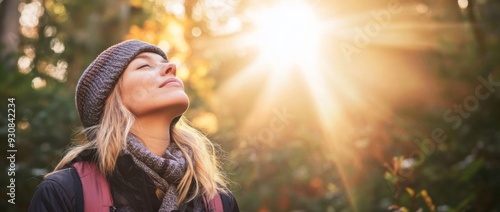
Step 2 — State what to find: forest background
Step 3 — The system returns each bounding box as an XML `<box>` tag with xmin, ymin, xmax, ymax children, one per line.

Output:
<box><xmin>1</xmin><ymin>0</ymin><xmax>500</xmax><ymax>211</ymax></box>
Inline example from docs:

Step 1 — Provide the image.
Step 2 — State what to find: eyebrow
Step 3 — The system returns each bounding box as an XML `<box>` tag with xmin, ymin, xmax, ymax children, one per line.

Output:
<box><xmin>132</xmin><ymin>54</ymin><xmax>168</xmax><ymax>63</ymax></box>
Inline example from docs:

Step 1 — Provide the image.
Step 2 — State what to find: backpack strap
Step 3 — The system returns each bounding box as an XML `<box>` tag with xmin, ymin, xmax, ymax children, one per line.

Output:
<box><xmin>203</xmin><ymin>193</ymin><xmax>224</xmax><ymax>212</ymax></box>
<box><xmin>70</xmin><ymin>168</ymin><xmax>84</xmax><ymax>212</ymax></box>
<box><xmin>73</xmin><ymin>161</ymin><xmax>114</xmax><ymax>212</ymax></box>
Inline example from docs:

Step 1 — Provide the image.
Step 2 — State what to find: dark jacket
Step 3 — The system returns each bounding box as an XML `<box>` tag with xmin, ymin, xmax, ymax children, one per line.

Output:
<box><xmin>29</xmin><ymin>150</ymin><xmax>239</xmax><ymax>212</ymax></box>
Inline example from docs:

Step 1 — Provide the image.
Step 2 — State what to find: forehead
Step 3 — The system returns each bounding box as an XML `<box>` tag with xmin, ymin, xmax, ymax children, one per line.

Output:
<box><xmin>131</xmin><ymin>52</ymin><xmax>167</xmax><ymax>62</ymax></box>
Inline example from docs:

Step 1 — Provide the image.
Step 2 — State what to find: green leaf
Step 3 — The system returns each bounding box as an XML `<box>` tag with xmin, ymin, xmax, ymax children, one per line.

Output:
<box><xmin>459</xmin><ymin>158</ymin><xmax>485</xmax><ymax>183</ymax></box>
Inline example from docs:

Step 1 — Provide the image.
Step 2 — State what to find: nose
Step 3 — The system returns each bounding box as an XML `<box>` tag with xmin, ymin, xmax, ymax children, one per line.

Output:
<box><xmin>160</xmin><ymin>63</ymin><xmax>176</xmax><ymax>76</ymax></box>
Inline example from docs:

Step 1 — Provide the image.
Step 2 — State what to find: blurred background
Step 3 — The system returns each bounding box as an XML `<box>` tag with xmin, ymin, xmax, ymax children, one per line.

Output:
<box><xmin>1</xmin><ymin>0</ymin><xmax>500</xmax><ymax>211</ymax></box>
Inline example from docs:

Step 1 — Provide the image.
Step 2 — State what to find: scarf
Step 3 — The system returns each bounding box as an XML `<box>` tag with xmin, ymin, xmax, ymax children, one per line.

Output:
<box><xmin>124</xmin><ymin>133</ymin><xmax>191</xmax><ymax>212</ymax></box>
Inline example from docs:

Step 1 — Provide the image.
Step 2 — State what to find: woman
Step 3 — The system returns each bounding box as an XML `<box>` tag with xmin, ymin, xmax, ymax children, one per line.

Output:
<box><xmin>29</xmin><ymin>40</ymin><xmax>239</xmax><ymax>212</ymax></box>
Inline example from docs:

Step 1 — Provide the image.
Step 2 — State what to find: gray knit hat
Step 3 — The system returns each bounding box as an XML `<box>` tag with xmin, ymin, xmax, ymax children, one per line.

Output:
<box><xmin>76</xmin><ymin>40</ymin><xmax>167</xmax><ymax>129</ymax></box>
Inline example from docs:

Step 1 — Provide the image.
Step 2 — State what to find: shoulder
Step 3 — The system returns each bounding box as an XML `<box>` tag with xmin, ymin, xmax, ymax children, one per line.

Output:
<box><xmin>29</xmin><ymin>168</ymin><xmax>80</xmax><ymax>212</ymax></box>
<box><xmin>219</xmin><ymin>190</ymin><xmax>240</xmax><ymax>212</ymax></box>
<box><xmin>44</xmin><ymin>168</ymin><xmax>80</xmax><ymax>188</ymax></box>
<box><xmin>33</xmin><ymin>168</ymin><xmax>79</xmax><ymax>198</ymax></box>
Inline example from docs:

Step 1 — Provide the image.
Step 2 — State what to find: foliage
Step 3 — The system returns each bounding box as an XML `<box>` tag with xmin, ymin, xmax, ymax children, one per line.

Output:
<box><xmin>1</xmin><ymin>0</ymin><xmax>500</xmax><ymax>211</ymax></box>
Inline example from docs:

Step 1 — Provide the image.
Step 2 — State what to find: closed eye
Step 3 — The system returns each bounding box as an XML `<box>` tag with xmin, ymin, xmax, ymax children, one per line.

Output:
<box><xmin>137</xmin><ymin>64</ymin><xmax>152</xmax><ymax>69</ymax></box>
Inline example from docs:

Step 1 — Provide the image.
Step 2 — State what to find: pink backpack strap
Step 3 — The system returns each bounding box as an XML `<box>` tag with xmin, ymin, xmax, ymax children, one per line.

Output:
<box><xmin>203</xmin><ymin>193</ymin><xmax>224</xmax><ymax>212</ymax></box>
<box><xmin>73</xmin><ymin>161</ymin><xmax>114</xmax><ymax>212</ymax></box>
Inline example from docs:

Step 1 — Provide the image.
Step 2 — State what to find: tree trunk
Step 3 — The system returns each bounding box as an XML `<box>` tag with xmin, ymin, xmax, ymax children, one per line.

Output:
<box><xmin>0</xmin><ymin>0</ymin><xmax>20</xmax><ymax>60</ymax></box>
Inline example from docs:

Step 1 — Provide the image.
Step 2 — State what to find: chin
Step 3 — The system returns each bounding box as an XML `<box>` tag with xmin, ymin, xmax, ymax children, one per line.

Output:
<box><xmin>127</xmin><ymin>92</ymin><xmax>190</xmax><ymax>117</ymax></box>
<box><xmin>160</xmin><ymin>92</ymin><xmax>190</xmax><ymax>115</ymax></box>
<box><xmin>171</xmin><ymin>98</ymin><xmax>190</xmax><ymax>114</ymax></box>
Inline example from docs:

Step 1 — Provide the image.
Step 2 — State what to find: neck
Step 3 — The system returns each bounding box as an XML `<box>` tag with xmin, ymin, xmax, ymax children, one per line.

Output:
<box><xmin>131</xmin><ymin>114</ymin><xmax>175</xmax><ymax>157</ymax></box>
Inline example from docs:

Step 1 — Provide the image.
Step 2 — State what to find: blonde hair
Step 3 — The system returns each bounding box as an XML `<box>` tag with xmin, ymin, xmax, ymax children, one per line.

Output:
<box><xmin>53</xmin><ymin>82</ymin><xmax>228</xmax><ymax>203</ymax></box>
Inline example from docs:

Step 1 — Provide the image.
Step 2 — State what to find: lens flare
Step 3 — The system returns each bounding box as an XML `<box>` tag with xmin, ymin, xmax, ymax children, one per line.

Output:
<box><xmin>250</xmin><ymin>1</ymin><xmax>321</xmax><ymax>65</ymax></box>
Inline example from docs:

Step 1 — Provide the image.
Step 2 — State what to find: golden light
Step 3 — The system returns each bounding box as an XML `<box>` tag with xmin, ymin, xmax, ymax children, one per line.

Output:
<box><xmin>219</xmin><ymin>1</ymin><xmax>345</xmax><ymax>131</ymax></box>
<box><xmin>50</xmin><ymin>38</ymin><xmax>65</xmax><ymax>54</ymax></box>
<box><xmin>205</xmin><ymin>1</ymin><xmax>452</xmax><ymax>209</ymax></box>
<box><xmin>458</xmin><ymin>0</ymin><xmax>468</xmax><ymax>9</ymax></box>
<box><xmin>31</xmin><ymin>77</ymin><xmax>46</xmax><ymax>90</ymax></box>
<box><xmin>250</xmin><ymin>1</ymin><xmax>321</xmax><ymax>64</ymax></box>
<box><xmin>191</xmin><ymin>112</ymin><xmax>219</xmax><ymax>134</ymax></box>
<box><xmin>18</xmin><ymin>55</ymin><xmax>32</xmax><ymax>73</ymax></box>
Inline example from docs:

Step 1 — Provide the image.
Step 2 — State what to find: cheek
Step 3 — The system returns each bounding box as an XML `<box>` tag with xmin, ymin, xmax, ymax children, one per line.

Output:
<box><xmin>120</xmin><ymin>73</ymin><xmax>161</xmax><ymax>106</ymax></box>
<box><xmin>123</xmin><ymin>87</ymin><xmax>147</xmax><ymax>110</ymax></box>
<box><xmin>120</xmin><ymin>77</ymin><xmax>149</xmax><ymax>111</ymax></box>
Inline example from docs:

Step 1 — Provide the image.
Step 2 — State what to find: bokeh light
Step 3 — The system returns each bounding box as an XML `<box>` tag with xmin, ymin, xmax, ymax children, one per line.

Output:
<box><xmin>31</xmin><ymin>77</ymin><xmax>46</xmax><ymax>90</ymax></box>
<box><xmin>458</xmin><ymin>0</ymin><xmax>469</xmax><ymax>9</ymax></box>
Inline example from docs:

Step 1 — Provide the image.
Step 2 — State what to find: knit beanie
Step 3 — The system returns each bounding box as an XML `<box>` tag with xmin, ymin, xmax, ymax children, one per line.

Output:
<box><xmin>76</xmin><ymin>40</ymin><xmax>167</xmax><ymax>129</ymax></box>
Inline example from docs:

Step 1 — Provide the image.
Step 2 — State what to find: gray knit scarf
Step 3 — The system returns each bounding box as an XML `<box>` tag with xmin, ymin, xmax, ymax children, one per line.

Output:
<box><xmin>124</xmin><ymin>133</ymin><xmax>188</xmax><ymax>212</ymax></box>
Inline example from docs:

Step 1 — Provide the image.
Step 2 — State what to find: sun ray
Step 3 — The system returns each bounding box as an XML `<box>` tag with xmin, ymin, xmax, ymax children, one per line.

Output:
<box><xmin>207</xmin><ymin>0</ymin><xmax>455</xmax><ymax>209</ymax></box>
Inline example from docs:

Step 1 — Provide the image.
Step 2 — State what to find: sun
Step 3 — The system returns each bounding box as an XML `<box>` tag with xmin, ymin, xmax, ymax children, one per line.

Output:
<box><xmin>250</xmin><ymin>1</ymin><xmax>321</xmax><ymax>65</ymax></box>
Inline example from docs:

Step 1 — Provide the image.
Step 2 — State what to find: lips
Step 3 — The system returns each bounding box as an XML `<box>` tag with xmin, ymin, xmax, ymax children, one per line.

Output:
<box><xmin>159</xmin><ymin>77</ymin><xmax>183</xmax><ymax>88</ymax></box>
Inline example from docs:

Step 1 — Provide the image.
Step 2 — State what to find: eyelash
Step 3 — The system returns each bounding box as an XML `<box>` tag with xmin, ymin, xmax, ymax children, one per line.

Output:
<box><xmin>138</xmin><ymin>64</ymin><xmax>152</xmax><ymax>69</ymax></box>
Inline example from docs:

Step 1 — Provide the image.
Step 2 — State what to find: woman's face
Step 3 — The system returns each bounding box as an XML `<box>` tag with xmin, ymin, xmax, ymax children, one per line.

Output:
<box><xmin>119</xmin><ymin>52</ymin><xmax>189</xmax><ymax>118</ymax></box>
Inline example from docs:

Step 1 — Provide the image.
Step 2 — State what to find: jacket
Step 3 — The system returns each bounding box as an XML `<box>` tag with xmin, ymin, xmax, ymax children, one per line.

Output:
<box><xmin>29</xmin><ymin>150</ymin><xmax>239</xmax><ymax>212</ymax></box>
